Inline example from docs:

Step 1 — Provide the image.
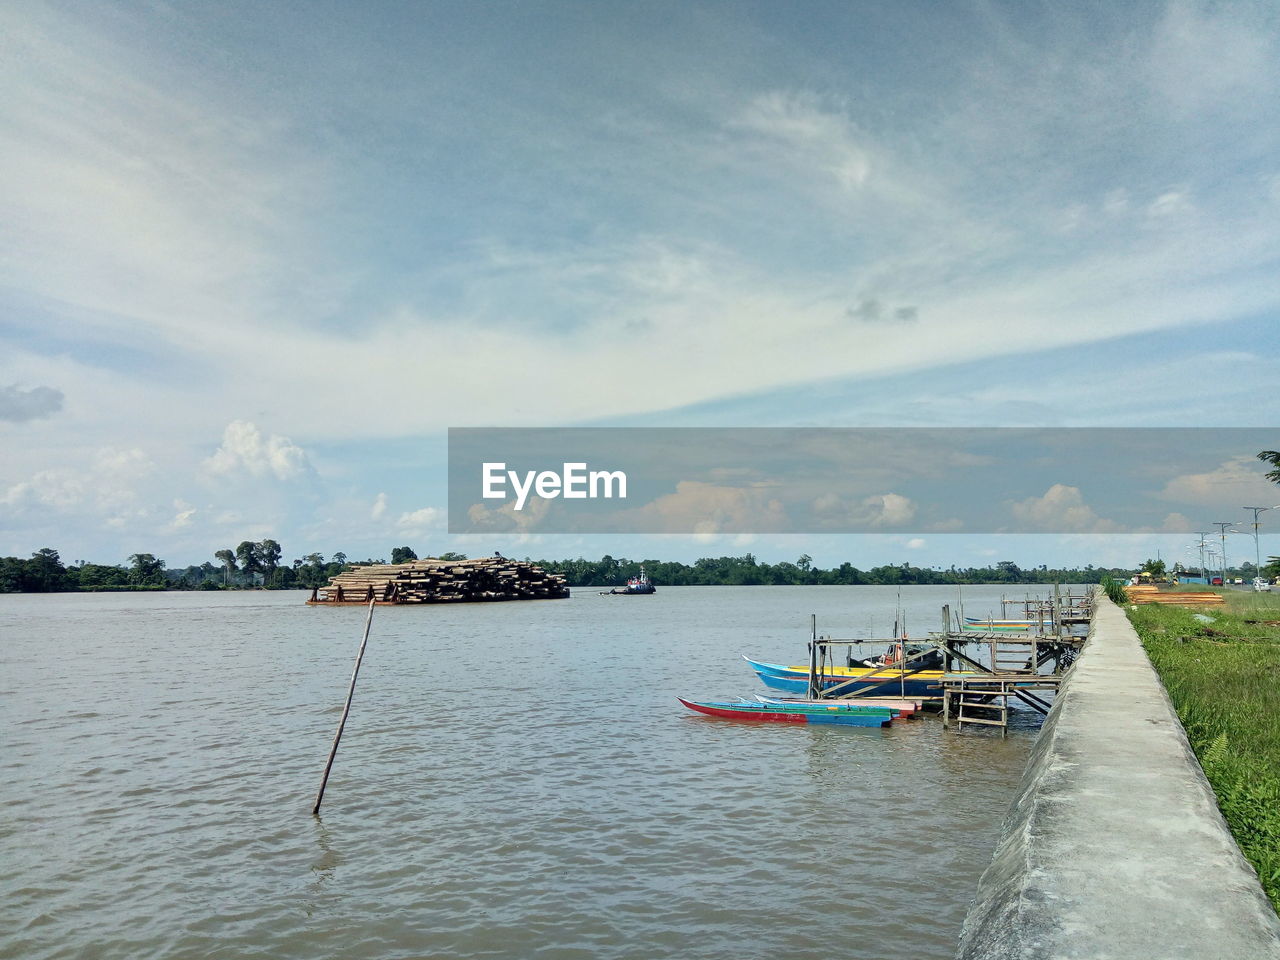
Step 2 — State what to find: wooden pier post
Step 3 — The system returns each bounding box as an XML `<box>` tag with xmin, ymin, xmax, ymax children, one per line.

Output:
<box><xmin>807</xmin><ymin>614</ymin><xmax>819</xmax><ymax>699</ymax></box>
<box><xmin>312</xmin><ymin>598</ymin><xmax>376</xmax><ymax>816</ymax></box>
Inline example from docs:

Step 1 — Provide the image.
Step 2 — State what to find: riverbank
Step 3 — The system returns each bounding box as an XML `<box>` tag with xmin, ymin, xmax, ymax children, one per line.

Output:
<box><xmin>1127</xmin><ymin>590</ymin><xmax>1280</xmax><ymax>911</ymax></box>
<box><xmin>956</xmin><ymin>593</ymin><xmax>1280</xmax><ymax>959</ymax></box>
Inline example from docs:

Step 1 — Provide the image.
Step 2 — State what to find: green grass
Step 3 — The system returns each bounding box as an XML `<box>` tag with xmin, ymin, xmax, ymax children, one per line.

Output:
<box><xmin>1127</xmin><ymin>599</ymin><xmax>1280</xmax><ymax>911</ymax></box>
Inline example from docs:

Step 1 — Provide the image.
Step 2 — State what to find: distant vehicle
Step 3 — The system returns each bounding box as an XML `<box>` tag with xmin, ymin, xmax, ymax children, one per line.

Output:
<box><xmin>1232</xmin><ymin>578</ymin><xmax>1244</xmax><ymax>585</ymax></box>
<box><xmin>1255</xmin><ymin>577</ymin><xmax>1273</xmax><ymax>593</ymax></box>
<box><xmin>1211</xmin><ymin>576</ymin><xmax>1224</xmax><ymax>586</ymax></box>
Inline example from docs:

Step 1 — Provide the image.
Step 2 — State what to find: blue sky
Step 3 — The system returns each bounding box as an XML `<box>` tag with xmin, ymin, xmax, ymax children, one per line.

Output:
<box><xmin>1</xmin><ymin>0</ymin><xmax>1277</xmax><ymax>570</ymax></box>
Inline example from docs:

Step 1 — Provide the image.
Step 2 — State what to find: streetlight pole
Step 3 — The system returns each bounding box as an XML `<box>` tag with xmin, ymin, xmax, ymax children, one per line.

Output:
<box><xmin>1243</xmin><ymin>508</ymin><xmax>1269</xmax><ymax>576</ymax></box>
<box><xmin>1212</xmin><ymin>521</ymin><xmax>1232</xmax><ymax>584</ymax></box>
<box><xmin>1195</xmin><ymin>531</ymin><xmax>1210</xmax><ymax>581</ymax></box>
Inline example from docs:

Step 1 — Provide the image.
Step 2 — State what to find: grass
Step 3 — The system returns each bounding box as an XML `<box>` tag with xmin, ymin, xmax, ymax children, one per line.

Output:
<box><xmin>1126</xmin><ymin>591</ymin><xmax>1280</xmax><ymax>912</ymax></box>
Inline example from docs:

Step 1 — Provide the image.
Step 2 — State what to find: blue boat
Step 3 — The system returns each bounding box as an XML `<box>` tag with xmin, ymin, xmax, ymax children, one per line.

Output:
<box><xmin>743</xmin><ymin>655</ymin><xmax>950</xmax><ymax>698</ymax></box>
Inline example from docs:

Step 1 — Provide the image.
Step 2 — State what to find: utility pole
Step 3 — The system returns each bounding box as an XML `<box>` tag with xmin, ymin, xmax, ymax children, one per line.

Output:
<box><xmin>1243</xmin><ymin>507</ymin><xmax>1271</xmax><ymax>578</ymax></box>
<box><xmin>1212</xmin><ymin>522</ymin><xmax>1232</xmax><ymax>584</ymax></box>
<box><xmin>1195</xmin><ymin>531</ymin><xmax>1210</xmax><ymax>581</ymax></box>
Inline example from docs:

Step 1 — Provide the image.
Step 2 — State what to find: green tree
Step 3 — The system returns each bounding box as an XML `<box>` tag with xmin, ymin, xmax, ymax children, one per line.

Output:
<box><xmin>391</xmin><ymin>546</ymin><xmax>418</xmax><ymax>564</ymax></box>
<box><xmin>128</xmin><ymin>553</ymin><xmax>166</xmax><ymax>586</ymax></box>
<box><xmin>1258</xmin><ymin>450</ymin><xmax>1280</xmax><ymax>484</ymax></box>
<box><xmin>256</xmin><ymin>539</ymin><xmax>282</xmax><ymax>577</ymax></box>
<box><xmin>27</xmin><ymin>548</ymin><xmax>68</xmax><ymax>591</ymax></box>
<box><xmin>236</xmin><ymin>540</ymin><xmax>262</xmax><ymax>583</ymax></box>
<box><xmin>214</xmin><ymin>549</ymin><xmax>237</xmax><ymax>586</ymax></box>
<box><xmin>437</xmin><ymin>551</ymin><xmax>467</xmax><ymax>561</ymax></box>
<box><xmin>1140</xmin><ymin>558</ymin><xmax>1167</xmax><ymax>577</ymax></box>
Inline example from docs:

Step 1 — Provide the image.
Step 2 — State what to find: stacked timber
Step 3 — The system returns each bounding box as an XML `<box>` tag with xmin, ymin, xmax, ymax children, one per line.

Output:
<box><xmin>1125</xmin><ymin>585</ymin><xmax>1225</xmax><ymax>606</ymax></box>
<box><xmin>308</xmin><ymin>557</ymin><xmax>569</xmax><ymax>604</ymax></box>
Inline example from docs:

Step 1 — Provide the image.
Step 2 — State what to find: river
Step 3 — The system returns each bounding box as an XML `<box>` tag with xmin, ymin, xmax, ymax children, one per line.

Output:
<box><xmin>1</xmin><ymin>585</ymin><xmax>1042</xmax><ymax>960</ymax></box>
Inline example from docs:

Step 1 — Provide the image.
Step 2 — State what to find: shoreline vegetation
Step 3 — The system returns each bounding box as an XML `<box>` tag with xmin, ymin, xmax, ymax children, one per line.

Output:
<box><xmin>1127</xmin><ymin>591</ymin><xmax>1280</xmax><ymax>912</ymax></box>
<box><xmin>0</xmin><ymin>544</ymin><xmax>1151</xmax><ymax>594</ymax></box>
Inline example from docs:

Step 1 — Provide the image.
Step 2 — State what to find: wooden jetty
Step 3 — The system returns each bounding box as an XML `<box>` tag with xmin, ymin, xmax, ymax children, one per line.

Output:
<box><xmin>799</xmin><ymin>591</ymin><xmax>1091</xmax><ymax>734</ymax></box>
<box><xmin>307</xmin><ymin>557</ymin><xmax>570</xmax><ymax>605</ymax></box>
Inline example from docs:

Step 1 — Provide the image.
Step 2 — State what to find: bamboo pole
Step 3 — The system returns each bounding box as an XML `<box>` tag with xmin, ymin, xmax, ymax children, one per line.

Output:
<box><xmin>312</xmin><ymin>598</ymin><xmax>376</xmax><ymax>816</ymax></box>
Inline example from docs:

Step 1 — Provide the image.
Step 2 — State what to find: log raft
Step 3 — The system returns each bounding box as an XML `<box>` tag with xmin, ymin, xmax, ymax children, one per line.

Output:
<box><xmin>307</xmin><ymin>557</ymin><xmax>570</xmax><ymax>605</ymax></box>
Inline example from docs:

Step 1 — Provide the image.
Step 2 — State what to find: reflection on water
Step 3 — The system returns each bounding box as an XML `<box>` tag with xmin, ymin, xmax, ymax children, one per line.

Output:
<box><xmin>1</xmin><ymin>586</ymin><xmax>1040</xmax><ymax>960</ymax></box>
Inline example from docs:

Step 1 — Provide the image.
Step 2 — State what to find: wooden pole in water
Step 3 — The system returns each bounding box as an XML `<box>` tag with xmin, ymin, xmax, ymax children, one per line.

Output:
<box><xmin>807</xmin><ymin>614</ymin><xmax>819</xmax><ymax>699</ymax></box>
<box><xmin>312</xmin><ymin>598</ymin><xmax>376</xmax><ymax>816</ymax></box>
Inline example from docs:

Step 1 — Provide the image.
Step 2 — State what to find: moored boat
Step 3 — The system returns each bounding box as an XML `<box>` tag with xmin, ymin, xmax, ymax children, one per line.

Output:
<box><xmin>743</xmin><ymin>655</ymin><xmax>957</xmax><ymax>698</ymax></box>
<box><xmin>678</xmin><ymin>697</ymin><xmax>892</xmax><ymax>727</ymax></box>
<box><xmin>962</xmin><ymin>617</ymin><xmax>1051</xmax><ymax>632</ymax></box>
<box><xmin>754</xmin><ymin>695</ymin><xmax>919</xmax><ymax>716</ymax></box>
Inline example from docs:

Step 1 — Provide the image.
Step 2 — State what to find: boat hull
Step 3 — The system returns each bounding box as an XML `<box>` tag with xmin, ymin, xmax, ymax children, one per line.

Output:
<box><xmin>678</xmin><ymin>698</ymin><xmax>891</xmax><ymax>727</ymax></box>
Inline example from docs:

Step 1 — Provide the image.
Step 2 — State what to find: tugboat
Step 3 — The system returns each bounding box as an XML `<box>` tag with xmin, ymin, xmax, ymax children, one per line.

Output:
<box><xmin>610</xmin><ymin>567</ymin><xmax>656</xmax><ymax>595</ymax></box>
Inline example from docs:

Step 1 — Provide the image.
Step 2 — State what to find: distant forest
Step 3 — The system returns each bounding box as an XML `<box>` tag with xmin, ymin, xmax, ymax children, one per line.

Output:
<box><xmin>0</xmin><ymin>542</ymin><xmax>1156</xmax><ymax>593</ymax></box>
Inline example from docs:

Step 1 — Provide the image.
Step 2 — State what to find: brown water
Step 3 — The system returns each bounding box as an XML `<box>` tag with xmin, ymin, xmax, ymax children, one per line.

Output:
<box><xmin>0</xmin><ymin>586</ymin><xmax>1037</xmax><ymax>960</ymax></box>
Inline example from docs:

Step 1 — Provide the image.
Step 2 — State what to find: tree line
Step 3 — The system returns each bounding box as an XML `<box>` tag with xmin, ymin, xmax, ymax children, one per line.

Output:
<box><xmin>0</xmin><ymin>543</ymin><xmax>464</xmax><ymax>593</ymax></box>
<box><xmin>530</xmin><ymin>554</ymin><xmax>1143</xmax><ymax>587</ymax></box>
<box><xmin>4</xmin><ymin>545</ymin><xmax>1274</xmax><ymax>595</ymax></box>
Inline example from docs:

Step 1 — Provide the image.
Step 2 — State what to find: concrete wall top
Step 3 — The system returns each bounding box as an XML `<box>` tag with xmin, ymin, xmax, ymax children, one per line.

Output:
<box><xmin>955</xmin><ymin>593</ymin><xmax>1280</xmax><ymax>960</ymax></box>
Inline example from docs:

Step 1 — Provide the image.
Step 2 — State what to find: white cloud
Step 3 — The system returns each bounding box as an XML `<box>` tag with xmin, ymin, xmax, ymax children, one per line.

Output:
<box><xmin>633</xmin><ymin>481</ymin><xmax>790</xmax><ymax>534</ymax></box>
<box><xmin>396</xmin><ymin>507</ymin><xmax>445</xmax><ymax>535</ymax></box>
<box><xmin>732</xmin><ymin>90</ymin><xmax>871</xmax><ymax>189</ymax></box>
<box><xmin>1010</xmin><ymin>484</ymin><xmax>1120</xmax><ymax>533</ymax></box>
<box><xmin>204</xmin><ymin>421</ymin><xmax>311</xmax><ymax>482</ymax></box>
<box><xmin>370</xmin><ymin>492</ymin><xmax>388</xmax><ymax>521</ymax></box>
<box><xmin>169</xmin><ymin>499</ymin><xmax>196</xmax><ymax>530</ymax></box>
<box><xmin>1</xmin><ymin>446</ymin><xmax>152</xmax><ymax>516</ymax></box>
<box><xmin>906</xmin><ymin>537</ymin><xmax>926</xmax><ymax>549</ymax></box>
<box><xmin>813</xmin><ymin>492</ymin><xmax>917</xmax><ymax>529</ymax></box>
<box><xmin>1158</xmin><ymin>455</ymin><xmax>1278</xmax><ymax>506</ymax></box>
<box><xmin>1146</xmin><ymin>188</ymin><xmax>1192</xmax><ymax>218</ymax></box>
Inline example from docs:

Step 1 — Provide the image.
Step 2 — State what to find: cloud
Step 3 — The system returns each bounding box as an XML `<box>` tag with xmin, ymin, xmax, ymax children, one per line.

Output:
<box><xmin>906</xmin><ymin>537</ymin><xmax>926</xmax><ymax>549</ymax></box>
<box><xmin>203</xmin><ymin>421</ymin><xmax>311</xmax><ymax>481</ymax></box>
<box><xmin>1158</xmin><ymin>455</ymin><xmax>1278</xmax><ymax>506</ymax></box>
<box><xmin>733</xmin><ymin>90</ymin><xmax>871</xmax><ymax>189</ymax></box>
<box><xmin>635</xmin><ymin>481</ymin><xmax>790</xmax><ymax>534</ymax></box>
<box><xmin>846</xmin><ymin>299</ymin><xmax>918</xmax><ymax>323</ymax></box>
<box><xmin>0</xmin><ymin>384</ymin><xmax>64</xmax><ymax>422</ymax></box>
<box><xmin>370</xmin><ymin>492</ymin><xmax>388</xmax><ymax>521</ymax></box>
<box><xmin>812</xmin><ymin>492</ymin><xmax>917</xmax><ymax>528</ymax></box>
<box><xmin>1010</xmin><ymin>484</ymin><xmax>1120</xmax><ymax>533</ymax></box>
<box><xmin>1</xmin><ymin>446</ymin><xmax>154</xmax><ymax>536</ymax></box>
<box><xmin>463</xmin><ymin>497</ymin><xmax>551</xmax><ymax>533</ymax></box>
<box><xmin>169</xmin><ymin>499</ymin><xmax>196</xmax><ymax>530</ymax></box>
<box><xmin>396</xmin><ymin>506</ymin><xmax>445</xmax><ymax>535</ymax></box>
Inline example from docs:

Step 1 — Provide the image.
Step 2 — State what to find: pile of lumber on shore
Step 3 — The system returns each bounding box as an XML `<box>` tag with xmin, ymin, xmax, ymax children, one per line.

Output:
<box><xmin>1125</xmin><ymin>585</ymin><xmax>1225</xmax><ymax>606</ymax></box>
<box><xmin>308</xmin><ymin>557</ymin><xmax>569</xmax><ymax>604</ymax></box>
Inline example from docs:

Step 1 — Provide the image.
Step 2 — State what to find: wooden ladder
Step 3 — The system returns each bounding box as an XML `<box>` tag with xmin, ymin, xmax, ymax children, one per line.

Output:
<box><xmin>956</xmin><ymin>690</ymin><xmax>1009</xmax><ymax>732</ymax></box>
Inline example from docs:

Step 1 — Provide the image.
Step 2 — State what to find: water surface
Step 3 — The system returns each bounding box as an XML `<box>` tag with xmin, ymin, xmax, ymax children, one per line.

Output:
<box><xmin>1</xmin><ymin>586</ymin><xmax>1039</xmax><ymax>960</ymax></box>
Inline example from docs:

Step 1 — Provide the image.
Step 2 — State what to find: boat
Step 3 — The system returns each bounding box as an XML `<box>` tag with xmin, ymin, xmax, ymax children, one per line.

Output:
<box><xmin>678</xmin><ymin>697</ymin><xmax>892</xmax><ymax>727</ymax></box>
<box><xmin>754</xmin><ymin>695</ymin><xmax>920</xmax><ymax>716</ymax></box>
<box><xmin>742</xmin><ymin>655</ymin><xmax>956</xmax><ymax>698</ymax></box>
<box><xmin>609</xmin><ymin>567</ymin><xmax>656</xmax><ymax>595</ymax></box>
<box><xmin>962</xmin><ymin>617</ymin><xmax>1051</xmax><ymax>632</ymax></box>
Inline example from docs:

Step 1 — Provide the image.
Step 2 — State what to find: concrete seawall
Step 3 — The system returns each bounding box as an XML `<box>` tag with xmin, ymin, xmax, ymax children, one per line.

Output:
<box><xmin>955</xmin><ymin>593</ymin><xmax>1280</xmax><ymax>959</ymax></box>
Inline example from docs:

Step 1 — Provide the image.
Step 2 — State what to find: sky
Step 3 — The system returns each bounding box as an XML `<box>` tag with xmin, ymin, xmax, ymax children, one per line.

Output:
<box><xmin>1</xmin><ymin>0</ymin><xmax>1277</xmax><ymax>571</ymax></box>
